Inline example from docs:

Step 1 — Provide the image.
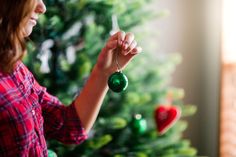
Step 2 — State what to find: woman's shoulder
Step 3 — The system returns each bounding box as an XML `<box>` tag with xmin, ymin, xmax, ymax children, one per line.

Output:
<box><xmin>0</xmin><ymin>60</ymin><xmax>26</xmax><ymax>77</ymax></box>
<box><xmin>0</xmin><ymin>60</ymin><xmax>33</xmax><ymax>92</ymax></box>
<box><xmin>11</xmin><ymin>60</ymin><xmax>34</xmax><ymax>78</ymax></box>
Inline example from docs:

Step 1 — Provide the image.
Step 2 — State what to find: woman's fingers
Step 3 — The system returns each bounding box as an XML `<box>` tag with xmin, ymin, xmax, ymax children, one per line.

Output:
<box><xmin>108</xmin><ymin>31</ymin><xmax>125</xmax><ymax>47</ymax></box>
<box><xmin>98</xmin><ymin>30</ymin><xmax>142</xmax><ymax>71</ymax></box>
<box><xmin>130</xmin><ymin>46</ymin><xmax>142</xmax><ymax>54</ymax></box>
<box><xmin>106</xmin><ymin>31</ymin><xmax>142</xmax><ymax>56</ymax></box>
<box><xmin>122</xmin><ymin>46</ymin><xmax>142</xmax><ymax>65</ymax></box>
<box><xmin>118</xmin><ymin>31</ymin><xmax>126</xmax><ymax>46</ymax></box>
<box><xmin>105</xmin><ymin>40</ymin><xmax>118</xmax><ymax>50</ymax></box>
<box><xmin>125</xmin><ymin>40</ymin><xmax>137</xmax><ymax>55</ymax></box>
<box><xmin>122</xmin><ymin>32</ymin><xmax>134</xmax><ymax>53</ymax></box>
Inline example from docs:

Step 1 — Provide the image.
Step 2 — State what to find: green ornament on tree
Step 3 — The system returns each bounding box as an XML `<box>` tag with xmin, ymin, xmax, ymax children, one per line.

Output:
<box><xmin>48</xmin><ymin>149</ymin><xmax>57</xmax><ymax>157</ymax></box>
<box><xmin>131</xmin><ymin>114</ymin><xmax>147</xmax><ymax>135</ymax></box>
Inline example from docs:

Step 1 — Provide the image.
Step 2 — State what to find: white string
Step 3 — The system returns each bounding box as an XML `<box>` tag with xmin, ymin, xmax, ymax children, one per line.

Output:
<box><xmin>115</xmin><ymin>48</ymin><xmax>122</xmax><ymax>72</ymax></box>
<box><xmin>110</xmin><ymin>14</ymin><xmax>122</xmax><ymax>72</ymax></box>
<box><xmin>110</xmin><ymin>14</ymin><xmax>120</xmax><ymax>36</ymax></box>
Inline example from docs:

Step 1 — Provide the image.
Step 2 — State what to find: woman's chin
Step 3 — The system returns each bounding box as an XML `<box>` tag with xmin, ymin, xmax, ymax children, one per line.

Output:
<box><xmin>23</xmin><ymin>27</ymin><xmax>33</xmax><ymax>37</ymax></box>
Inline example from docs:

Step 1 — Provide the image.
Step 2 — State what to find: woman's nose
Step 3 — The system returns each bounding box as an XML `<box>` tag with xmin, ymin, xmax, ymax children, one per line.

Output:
<box><xmin>35</xmin><ymin>0</ymin><xmax>46</xmax><ymax>14</ymax></box>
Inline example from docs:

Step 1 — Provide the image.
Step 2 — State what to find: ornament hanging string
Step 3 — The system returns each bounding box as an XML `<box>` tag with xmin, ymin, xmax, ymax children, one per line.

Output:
<box><xmin>115</xmin><ymin>48</ymin><xmax>121</xmax><ymax>72</ymax></box>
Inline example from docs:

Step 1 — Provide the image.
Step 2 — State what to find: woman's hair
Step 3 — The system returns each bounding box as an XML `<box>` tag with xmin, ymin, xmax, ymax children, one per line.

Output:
<box><xmin>0</xmin><ymin>0</ymin><xmax>36</xmax><ymax>74</ymax></box>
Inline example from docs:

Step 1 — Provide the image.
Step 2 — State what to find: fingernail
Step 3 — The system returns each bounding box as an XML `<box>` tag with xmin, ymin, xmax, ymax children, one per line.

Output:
<box><xmin>122</xmin><ymin>42</ymin><xmax>125</xmax><ymax>48</ymax></box>
<box><xmin>122</xmin><ymin>41</ymin><xmax>129</xmax><ymax>49</ymax></box>
<box><xmin>124</xmin><ymin>45</ymin><xmax>128</xmax><ymax>50</ymax></box>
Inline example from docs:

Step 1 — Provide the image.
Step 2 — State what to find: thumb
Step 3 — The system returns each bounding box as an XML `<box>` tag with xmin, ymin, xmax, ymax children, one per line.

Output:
<box><xmin>96</xmin><ymin>40</ymin><xmax>118</xmax><ymax>69</ymax></box>
<box><xmin>104</xmin><ymin>40</ymin><xmax>118</xmax><ymax>51</ymax></box>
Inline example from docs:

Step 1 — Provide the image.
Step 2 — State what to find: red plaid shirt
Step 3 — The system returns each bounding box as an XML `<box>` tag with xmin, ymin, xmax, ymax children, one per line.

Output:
<box><xmin>0</xmin><ymin>61</ymin><xmax>87</xmax><ymax>157</ymax></box>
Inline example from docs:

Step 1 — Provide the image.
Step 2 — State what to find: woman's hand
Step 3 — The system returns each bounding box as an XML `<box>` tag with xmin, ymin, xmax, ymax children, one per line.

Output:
<box><xmin>95</xmin><ymin>31</ymin><xmax>142</xmax><ymax>76</ymax></box>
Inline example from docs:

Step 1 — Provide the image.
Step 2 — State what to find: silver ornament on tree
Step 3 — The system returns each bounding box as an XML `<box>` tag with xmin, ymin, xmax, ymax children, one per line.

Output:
<box><xmin>62</xmin><ymin>21</ymin><xmax>83</xmax><ymax>65</ymax></box>
<box><xmin>37</xmin><ymin>39</ymin><xmax>54</xmax><ymax>73</ymax></box>
<box><xmin>66</xmin><ymin>46</ymin><xmax>76</xmax><ymax>65</ymax></box>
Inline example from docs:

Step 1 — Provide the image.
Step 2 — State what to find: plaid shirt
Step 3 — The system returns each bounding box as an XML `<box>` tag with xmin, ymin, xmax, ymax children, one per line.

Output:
<box><xmin>0</xmin><ymin>61</ymin><xmax>87</xmax><ymax>157</ymax></box>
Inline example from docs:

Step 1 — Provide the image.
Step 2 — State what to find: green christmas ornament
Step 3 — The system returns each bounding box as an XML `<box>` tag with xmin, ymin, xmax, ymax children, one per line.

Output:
<box><xmin>108</xmin><ymin>72</ymin><xmax>128</xmax><ymax>93</ymax></box>
<box><xmin>131</xmin><ymin>114</ymin><xmax>147</xmax><ymax>135</ymax></box>
<box><xmin>108</xmin><ymin>50</ymin><xmax>128</xmax><ymax>93</ymax></box>
<box><xmin>48</xmin><ymin>149</ymin><xmax>57</xmax><ymax>157</ymax></box>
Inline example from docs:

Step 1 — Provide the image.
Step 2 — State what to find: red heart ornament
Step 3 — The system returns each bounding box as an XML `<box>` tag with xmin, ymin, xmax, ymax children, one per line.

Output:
<box><xmin>154</xmin><ymin>105</ymin><xmax>181</xmax><ymax>135</ymax></box>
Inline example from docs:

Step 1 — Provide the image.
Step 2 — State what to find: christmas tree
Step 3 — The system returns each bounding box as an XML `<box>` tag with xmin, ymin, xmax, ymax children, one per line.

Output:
<box><xmin>24</xmin><ymin>0</ymin><xmax>197</xmax><ymax>156</ymax></box>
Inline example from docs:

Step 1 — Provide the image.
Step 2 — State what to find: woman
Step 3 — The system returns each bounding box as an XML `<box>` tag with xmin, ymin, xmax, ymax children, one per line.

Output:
<box><xmin>0</xmin><ymin>0</ymin><xmax>142</xmax><ymax>156</ymax></box>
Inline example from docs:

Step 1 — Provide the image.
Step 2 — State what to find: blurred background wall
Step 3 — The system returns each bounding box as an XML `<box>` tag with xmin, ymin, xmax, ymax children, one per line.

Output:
<box><xmin>147</xmin><ymin>0</ymin><xmax>222</xmax><ymax>156</ymax></box>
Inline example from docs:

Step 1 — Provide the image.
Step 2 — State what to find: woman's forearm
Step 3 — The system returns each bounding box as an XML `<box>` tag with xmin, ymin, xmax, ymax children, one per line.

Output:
<box><xmin>74</xmin><ymin>64</ymin><xmax>109</xmax><ymax>133</ymax></box>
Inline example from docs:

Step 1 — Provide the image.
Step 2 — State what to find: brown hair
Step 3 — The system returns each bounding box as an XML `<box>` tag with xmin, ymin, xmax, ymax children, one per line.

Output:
<box><xmin>0</xmin><ymin>0</ymin><xmax>36</xmax><ymax>74</ymax></box>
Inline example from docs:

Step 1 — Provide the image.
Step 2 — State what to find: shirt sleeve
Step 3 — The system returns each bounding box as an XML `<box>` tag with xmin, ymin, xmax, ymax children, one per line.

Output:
<box><xmin>33</xmin><ymin>77</ymin><xmax>88</xmax><ymax>145</ymax></box>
